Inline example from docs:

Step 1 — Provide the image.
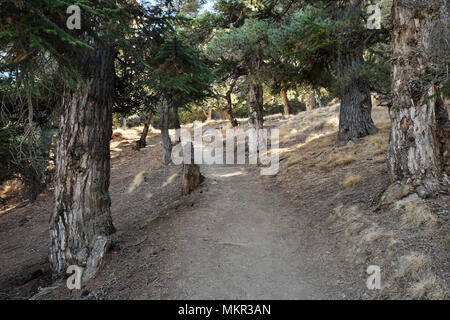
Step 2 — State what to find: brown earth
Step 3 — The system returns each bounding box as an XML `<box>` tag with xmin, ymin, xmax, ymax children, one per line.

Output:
<box><xmin>0</xmin><ymin>103</ymin><xmax>448</xmax><ymax>300</ymax></box>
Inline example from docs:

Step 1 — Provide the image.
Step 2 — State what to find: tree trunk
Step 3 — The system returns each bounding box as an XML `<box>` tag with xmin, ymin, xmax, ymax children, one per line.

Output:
<box><xmin>248</xmin><ymin>83</ymin><xmax>264</xmax><ymax>129</ymax></box>
<box><xmin>160</xmin><ymin>99</ymin><xmax>172</xmax><ymax>165</ymax></box>
<box><xmin>49</xmin><ymin>46</ymin><xmax>116</xmax><ymax>279</ymax></box>
<box><xmin>224</xmin><ymin>79</ymin><xmax>238</xmax><ymax>127</ymax></box>
<box><xmin>172</xmin><ymin>105</ymin><xmax>181</xmax><ymax>130</ymax></box>
<box><xmin>306</xmin><ymin>91</ymin><xmax>318</xmax><ymax>112</ymax></box>
<box><xmin>248</xmin><ymin>55</ymin><xmax>264</xmax><ymax>129</ymax></box>
<box><xmin>171</xmin><ymin>105</ymin><xmax>181</xmax><ymax>143</ymax></box>
<box><xmin>334</xmin><ymin>0</ymin><xmax>378</xmax><ymax>146</ymax></box>
<box><xmin>202</xmin><ymin>108</ymin><xmax>212</xmax><ymax>121</ymax></box>
<box><xmin>182</xmin><ymin>143</ymin><xmax>204</xmax><ymax>195</ymax></box>
<box><xmin>281</xmin><ymin>90</ymin><xmax>291</xmax><ymax>116</ymax></box>
<box><xmin>315</xmin><ymin>87</ymin><xmax>323</xmax><ymax>108</ymax></box>
<box><xmin>136</xmin><ymin>112</ymin><xmax>152</xmax><ymax>149</ymax></box>
<box><xmin>336</xmin><ymin>48</ymin><xmax>378</xmax><ymax>145</ymax></box>
<box><xmin>387</xmin><ymin>0</ymin><xmax>449</xmax><ymax>197</ymax></box>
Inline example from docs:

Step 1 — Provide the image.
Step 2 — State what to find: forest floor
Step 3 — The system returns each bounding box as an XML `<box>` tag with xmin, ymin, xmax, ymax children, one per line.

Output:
<box><xmin>0</xmin><ymin>101</ymin><xmax>448</xmax><ymax>300</ymax></box>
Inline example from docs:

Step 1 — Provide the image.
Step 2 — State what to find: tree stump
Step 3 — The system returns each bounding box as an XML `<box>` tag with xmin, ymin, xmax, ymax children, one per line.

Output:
<box><xmin>181</xmin><ymin>142</ymin><xmax>204</xmax><ymax>195</ymax></box>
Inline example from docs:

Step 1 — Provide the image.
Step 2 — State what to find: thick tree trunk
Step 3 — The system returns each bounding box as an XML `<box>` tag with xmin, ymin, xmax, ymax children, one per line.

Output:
<box><xmin>49</xmin><ymin>46</ymin><xmax>116</xmax><ymax>279</ymax></box>
<box><xmin>387</xmin><ymin>0</ymin><xmax>449</xmax><ymax>197</ymax></box>
<box><xmin>160</xmin><ymin>99</ymin><xmax>172</xmax><ymax>165</ymax></box>
<box><xmin>224</xmin><ymin>79</ymin><xmax>238</xmax><ymax>127</ymax></box>
<box><xmin>334</xmin><ymin>0</ymin><xmax>378</xmax><ymax>146</ymax></box>
<box><xmin>248</xmin><ymin>83</ymin><xmax>264</xmax><ymax>129</ymax></box>
<box><xmin>336</xmin><ymin>49</ymin><xmax>378</xmax><ymax>145</ymax></box>
<box><xmin>281</xmin><ymin>90</ymin><xmax>291</xmax><ymax>116</ymax></box>
<box><xmin>136</xmin><ymin>112</ymin><xmax>152</xmax><ymax>149</ymax></box>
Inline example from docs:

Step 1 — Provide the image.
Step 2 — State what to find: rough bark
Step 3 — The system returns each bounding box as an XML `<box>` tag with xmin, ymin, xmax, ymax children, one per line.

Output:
<box><xmin>224</xmin><ymin>79</ymin><xmax>238</xmax><ymax>126</ymax></box>
<box><xmin>336</xmin><ymin>48</ymin><xmax>378</xmax><ymax>146</ymax></box>
<box><xmin>182</xmin><ymin>143</ymin><xmax>204</xmax><ymax>195</ymax></box>
<box><xmin>335</xmin><ymin>0</ymin><xmax>378</xmax><ymax>146</ymax></box>
<box><xmin>136</xmin><ymin>112</ymin><xmax>152</xmax><ymax>149</ymax></box>
<box><xmin>248</xmin><ymin>55</ymin><xmax>264</xmax><ymax>129</ymax></box>
<box><xmin>49</xmin><ymin>46</ymin><xmax>116</xmax><ymax>278</ymax></box>
<box><xmin>281</xmin><ymin>90</ymin><xmax>291</xmax><ymax>116</ymax></box>
<box><xmin>248</xmin><ymin>83</ymin><xmax>264</xmax><ymax>129</ymax></box>
<box><xmin>306</xmin><ymin>91</ymin><xmax>318</xmax><ymax>112</ymax></box>
<box><xmin>160</xmin><ymin>99</ymin><xmax>172</xmax><ymax>165</ymax></box>
<box><xmin>387</xmin><ymin>0</ymin><xmax>449</xmax><ymax>197</ymax></box>
<box><xmin>171</xmin><ymin>105</ymin><xmax>181</xmax><ymax>143</ymax></box>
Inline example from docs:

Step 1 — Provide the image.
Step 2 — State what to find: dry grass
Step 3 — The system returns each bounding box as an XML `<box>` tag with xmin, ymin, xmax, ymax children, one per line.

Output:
<box><xmin>112</xmin><ymin>131</ymin><xmax>125</xmax><ymax>141</ymax></box>
<box><xmin>373</xmin><ymin>155</ymin><xmax>386</xmax><ymax>164</ymax></box>
<box><xmin>396</xmin><ymin>252</ymin><xmax>446</xmax><ymax>299</ymax></box>
<box><xmin>342</xmin><ymin>174</ymin><xmax>362</xmax><ymax>188</ymax></box>
<box><xmin>286</xmin><ymin>153</ymin><xmax>303</xmax><ymax>167</ymax></box>
<box><xmin>0</xmin><ymin>179</ymin><xmax>23</xmax><ymax>200</ymax></box>
<box><xmin>112</xmin><ymin>128</ymin><xmax>142</xmax><ymax>142</ymax></box>
<box><xmin>267</xmin><ymin>98</ymin><xmax>448</xmax><ymax>300</ymax></box>
<box><xmin>408</xmin><ymin>274</ymin><xmax>447</xmax><ymax>299</ymax></box>
<box><xmin>364</xmin><ymin>229</ymin><xmax>394</xmax><ymax>242</ymax></box>
<box><xmin>398</xmin><ymin>252</ymin><xmax>432</xmax><ymax>278</ymax></box>
<box><xmin>395</xmin><ymin>194</ymin><xmax>437</xmax><ymax>229</ymax></box>
<box><xmin>332</xmin><ymin>154</ymin><xmax>357</xmax><ymax>166</ymax></box>
<box><xmin>161</xmin><ymin>173</ymin><xmax>179</xmax><ymax>188</ymax></box>
<box><xmin>128</xmin><ymin>171</ymin><xmax>147</xmax><ymax>193</ymax></box>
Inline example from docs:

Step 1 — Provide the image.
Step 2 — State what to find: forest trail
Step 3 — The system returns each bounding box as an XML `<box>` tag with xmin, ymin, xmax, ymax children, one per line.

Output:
<box><xmin>161</xmin><ymin>164</ymin><xmax>340</xmax><ymax>299</ymax></box>
<box><xmin>0</xmin><ymin>106</ymin><xmax>390</xmax><ymax>299</ymax></box>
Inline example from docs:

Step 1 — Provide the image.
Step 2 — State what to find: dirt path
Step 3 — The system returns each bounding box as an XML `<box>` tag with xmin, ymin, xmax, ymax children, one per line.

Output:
<box><xmin>0</xmin><ymin>125</ymin><xmax>347</xmax><ymax>300</ymax></box>
<box><xmin>161</xmin><ymin>164</ymin><xmax>342</xmax><ymax>299</ymax></box>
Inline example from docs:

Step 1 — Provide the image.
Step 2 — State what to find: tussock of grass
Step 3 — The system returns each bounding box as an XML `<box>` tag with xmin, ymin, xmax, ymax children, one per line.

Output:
<box><xmin>162</xmin><ymin>173</ymin><xmax>178</xmax><ymax>188</ymax></box>
<box><xmin>364</xmin><ymin>230</ymin><xmax>394</xmax><ymax>242</ymax></box>
<box><xmin>395</xmin><ymin>194</ymin><xmax>437</xmax><ymax>229</ymax></box>
<box><xmin>373</xmin><ymin>155</ymin><xmax>386</xmax><ymax>164</ymax></box>
<box><xmin>408</xmin><ymin>274</ymin><xmax>446</xmax><ymax>299</ymax></box>
<box><xmin>342</xmin><ymin>174</ymin><xmax>362</xmax><ymax>188</ymax></box>
<box><xmin>397</xmin><ymin>252</ymin><xmax>445</xmax><ymax>299</ymax></box>
<box><xmin>0</xmin><ymin>179</ymin><xmax>23</xmax><ymax>199</ymax></box>
<box><xmin>333</xmin><ymin>155</ymin><xmax>357</xmax><ymax>166</ymax></box>
<box><xmin>128</xmin><ymin>171</ymin><xmax>147</xmax><ymax>193</ymax></box>
<box><xmin>398</xmin><ymin>252</ymin><xmax>432</xmax><ymax>279</ymax></box>
<box><xmin>112</xmin><ymin>131</ymin><xmax>124</xmax><ymax>141</ymax></box>
<box><xmin>286</xmin><ymin>153</ymin><xmax>303</xmax><ymax>167</ymax></box>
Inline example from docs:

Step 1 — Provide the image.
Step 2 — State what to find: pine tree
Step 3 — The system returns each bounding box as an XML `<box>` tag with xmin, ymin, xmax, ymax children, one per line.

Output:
<box><xmin>152</xmin><ymin>34</ymin><xmax>213</xmax><ymax>163</ymax></box>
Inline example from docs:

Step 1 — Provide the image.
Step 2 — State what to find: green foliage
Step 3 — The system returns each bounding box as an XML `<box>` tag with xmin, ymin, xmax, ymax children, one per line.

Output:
<box><xmin>0</xmin><ymin>124</ymin><xmax>54</xmax><ymax>201</ymax></box>
<box><xmin>152</xmin><ymin>34</ymin><xmax>214</xmax><ymax>108</ymax></box>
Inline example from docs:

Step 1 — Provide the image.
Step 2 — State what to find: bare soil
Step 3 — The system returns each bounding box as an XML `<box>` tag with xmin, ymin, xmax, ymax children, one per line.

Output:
<box><xmin>0</xmin><ymin>104</ymin><xmax>448</xmax><ymax>300</ymax></box>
